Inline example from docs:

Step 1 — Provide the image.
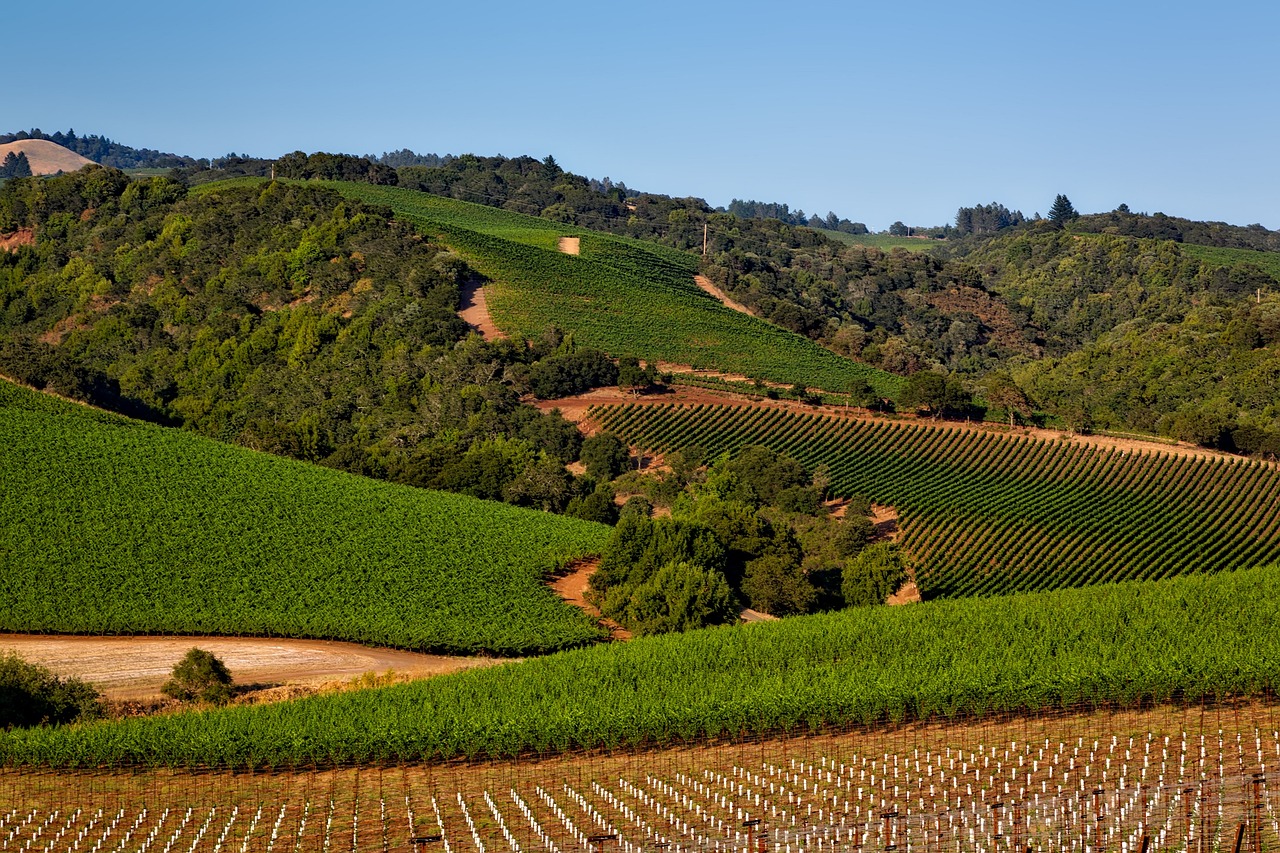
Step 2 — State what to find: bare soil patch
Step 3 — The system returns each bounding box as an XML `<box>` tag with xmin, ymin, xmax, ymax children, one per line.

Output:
<box><xmin>458</xmin><ymin>276</ymin><xmax>506</xmax><ymax>339</ymax></box>
<box><xmin>0</xmin><ymin>229</ymin><xmax>35</xmax><ymax>251</ymax></box>
<box><xmin>548</xmin><ymin>559</ymin><xmax>631</xmax><ymax>641</ymax></box>
<box><xmin>870</xmin><ymin>504</ymin><xmax>899</xmax><ymax>541</ymax></box>
<box><xmin>0</xmin><ymin>635</ymin><xmax>503</xmax><ymax>701</ymax></box>
<box><xmin>693</xmin><ymin>274</ymin><xmax>757</xmax><ymax>317</ymax></box>
<box><xmin>557</xmin><ymin>236</ymin><xmax>580</xmax><ymax>255</ymax></box>
<box><xmin>739</xmin><ymin>608</ymin><xmax>778</xmax><ymax>623</ymax></box>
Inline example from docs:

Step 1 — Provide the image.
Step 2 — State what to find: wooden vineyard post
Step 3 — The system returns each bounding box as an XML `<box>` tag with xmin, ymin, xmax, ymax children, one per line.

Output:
<box><xmin>1184</xmin><ymin>786</ymin><xmax>1196</xmax><ymax>852</ymax></box>
<box><xmin>588</xmin><ymin>832</ymin><xmax>618</xmax><ymax>853</ymax></box>
<box><xmin>742</xmin><ymin>817</ymin><xmax>765</xmax><ymax>853</ymax></box>
<box><xmin>1093</xmin><ymin>788</ymin><xmax>1105</xmax><ymax>852</ymax></box>
<box><xmin>880</xmin><ymin>810</ymin><xmax>899</xmax><ymax>851</ymax></box>
<box><xmin>1234</xmin><ymin>823</ymin><xmax>1247</xmax><ymax>853</ymax></box>
<box><xmin>410</xmin><ymin>833</ymin><xmax>443</xmax><ymax>853</ymax></box>
<box><xmin>1252</xmin><ymin>773</ymin><xmax>1264</xmax><ymax>853</ymax></box>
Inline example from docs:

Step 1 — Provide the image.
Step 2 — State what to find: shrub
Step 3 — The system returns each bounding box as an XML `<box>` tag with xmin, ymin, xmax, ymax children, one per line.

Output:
<box><xmin>161</xmin><ymin>648</ymin><xmax>234</xmax><ymax>705</ymax></box>
<box><xmin>0</xmin><ymin>653</ymin><xmax>102</xmax><ymax>728</ymax></box>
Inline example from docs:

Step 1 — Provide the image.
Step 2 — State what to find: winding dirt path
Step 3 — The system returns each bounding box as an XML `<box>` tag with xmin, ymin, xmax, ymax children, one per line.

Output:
<box><xmin>694</xmin><ymin>274</ymin><xmax>757</xmax><ymax>317</ymax></box>
<box><xmin>548</xmin><ymin>559</ymin><xmax>631</xmax><ymax>641</ymax></box>
<box><xmin>458</xmin><ymin>277</ymin><xmax>506</xmax><ymax>339</ymax></box>
<box><xmin>0</xmin><ymin>635</ymin><xmax>504</xmax><ymax>701</ymax></box>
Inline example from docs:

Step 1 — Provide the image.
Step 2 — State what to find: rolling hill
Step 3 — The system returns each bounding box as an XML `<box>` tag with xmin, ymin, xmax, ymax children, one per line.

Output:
<box><xmin>0</xmin><ymin>378</ymin><xmax>609</xmax><ymax>655</ymax></box>
<box><xmin>0</xmin><ymin>139</ymin><xmax>94</xmax><ymax>175</ymax></box>
<box><xmin>298</xmin><ymin>181</ymin><xmax>903</xmax><ymax>399</ymax></box>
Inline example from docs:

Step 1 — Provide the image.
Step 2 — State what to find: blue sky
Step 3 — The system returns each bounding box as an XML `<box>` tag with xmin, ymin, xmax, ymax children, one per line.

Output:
<box><xmin>10</xmin><ymin>1</ymin><xmax>1279</xmax><ymax>230</ymax></box>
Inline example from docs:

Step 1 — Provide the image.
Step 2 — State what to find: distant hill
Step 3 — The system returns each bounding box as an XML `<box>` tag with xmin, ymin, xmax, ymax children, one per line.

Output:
<box><xmin>0</xmin><ymin>140</ymin><xmax>94</xmax><ymax>175</ymax></box>
<box><xmin>0</xmin><ymin>129</ymin><xmax>199</xmax><ymax>170</ymax></box>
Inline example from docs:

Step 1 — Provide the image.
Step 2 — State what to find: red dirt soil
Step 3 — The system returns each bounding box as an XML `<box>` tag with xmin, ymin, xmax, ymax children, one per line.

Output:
<box><xmin>548</xmin><ymin>559</ymin><xmax>632</xmax><ymax>640</ymax></box>
<box><xmin>0</xmin><ymin>229</ymin><xmax>35</xmax><ymax>251</ymax></box>
<box><xmin>693</xmin><ymin>274</ymin><xmax>757</xmax><ymax>317</ymax></box>
<box><xmin>0</xmin><ymin>635</ymin><xmax>505</xmax><ymax>701</ymax></box>
<box><xmin>458</xmin><ymin>277</ymin><xmax>506</xmax><ymax>339</ymax></box>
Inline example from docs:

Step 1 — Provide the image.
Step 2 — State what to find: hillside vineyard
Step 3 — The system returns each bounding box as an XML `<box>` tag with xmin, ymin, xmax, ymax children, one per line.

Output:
<box><xmin>591</xmin><ymin>404</ymin><xmax>1280</xmax><ymax>598</ymax></box>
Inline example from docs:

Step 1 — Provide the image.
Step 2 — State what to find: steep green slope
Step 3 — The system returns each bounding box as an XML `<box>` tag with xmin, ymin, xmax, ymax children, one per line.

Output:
<box><xmin>294</xmin><ymin>181</ymin><xmax>901</xmax><ymax>399</ymax></box>
<box><xmin>0</xmin><ymin>380</ymin><xmax>608</xmax><ymax>654</ymax></box>
<box><xmin>5</xmin><ymin>563</ymin><xmax>1280</xmax><ymax>767</ymax></box>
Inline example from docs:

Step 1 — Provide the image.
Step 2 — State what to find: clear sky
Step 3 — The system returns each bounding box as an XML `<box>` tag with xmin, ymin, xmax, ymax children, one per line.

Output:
<box><xmin>9</xmin><ymin>0</ymin><xmax>1279</xmax><ymax>230</ymax></box>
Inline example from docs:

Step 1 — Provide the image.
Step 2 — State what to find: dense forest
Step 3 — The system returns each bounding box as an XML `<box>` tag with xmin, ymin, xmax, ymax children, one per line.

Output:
<box><xmin>0</xmin><ymin>167</ymin><xmax>644</xmax><ymax>515</ymax></box>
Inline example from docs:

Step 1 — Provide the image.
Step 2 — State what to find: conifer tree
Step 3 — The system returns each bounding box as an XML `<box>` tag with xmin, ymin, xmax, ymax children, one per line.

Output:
<box><xmin>1048</xmin><ymin>193</ymin><xmax>1078</xmax><ymax>227</ymax></box>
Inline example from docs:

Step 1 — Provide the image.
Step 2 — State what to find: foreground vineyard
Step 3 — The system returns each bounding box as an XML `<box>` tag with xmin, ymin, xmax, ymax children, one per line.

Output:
<box><xmin>6</xmin><ymin>702</ymin><xmax>1280</xmax><ymax>852</ymax></box>
<box><xmin>591</xmin><ymin>403</ymin><xmax>1280</xmax><ymax>598</ymax></box>
<box><xmin>0</xmin><ymin>380</ymin><xmax>608</xmax><ymax>655</ymax></box>
<box><xmin>5</xmin><ymin>565</ymin><xmax>1280</xmax><ymax>768</ymax></box>
<box><xmin>284</xmin><ymin>181</ymin><xmax>900</xmax><ymax>399</ymax></box>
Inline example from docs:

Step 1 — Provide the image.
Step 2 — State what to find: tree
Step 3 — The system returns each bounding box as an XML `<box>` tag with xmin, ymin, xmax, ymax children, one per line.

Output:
<box><xmin>161</xmin><ymin>648</ymin><xmax>234</xmax><ymax>704</ymax></box>
<box><xmin>580</xmin><ymin>431</ymin><xmax>629</xmax><ymax>481</ymax></box>
<box><xmin>617</xmin><ymin>355</ymin><xmax>656</xmax><ymax>395</ymax></box>
<box><xmin>847</xmin><ymin>377</ymin><xmax>875</xmax><ymax>411</ymax></box>
<box><xmin>834</xmin><ymin>514</ymin><xmax>875</xmax><ymax>558</ymax></box>
<box><xmin>565</xmin><ymin>486</ymin><xmax>619</xmax><ymax>524</ymax></box>
<box><xmin>888</xmin><ymin>221</ymin><xmax>909</xmax><ymax>236</ymax></box>
<box><xmin>983</xmin><ymin>373</ymin><xmax>1034</xmax><ymax>427</ymax></box>
<box><xmin>899</xmin><ymin>372</ymin><xmax>972</xmax><ymax>419</ymax></box>
<box><xmin>742</xmin><ymin>552</ymin><xmax>816</xmax><ymax>616</ymax></box>
<box><xmin>842</xmin><ymin>543</ymin><xmax>907</xmax><ymax>607</ymax></box>
<box><xmin>0</xmin><ymin>151</ymin><xmax>31</xmax><ymax>179</ymax></box>
<box><xmin>1048</xmin><ymin>194</ymin><xmax>1078</xmax><ymax>227</ymax></box>
<box><xmin>620</xmin><ymin>560</ymin><xmax>738</xmax><ymax>635</ymax></box>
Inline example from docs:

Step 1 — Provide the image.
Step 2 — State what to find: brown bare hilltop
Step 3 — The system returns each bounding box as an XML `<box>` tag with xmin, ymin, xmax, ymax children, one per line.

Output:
<box><xmin>0</xmin><ymin>139</ymin><xmax>95</xmax><ymax>175</ymax></box>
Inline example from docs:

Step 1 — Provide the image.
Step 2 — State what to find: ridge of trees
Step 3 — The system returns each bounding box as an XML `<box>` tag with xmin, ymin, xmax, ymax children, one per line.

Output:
<box><xmin>0</xmin><ymin>128</ymin><xmax>200</xmax><ymax>169</ymax></box>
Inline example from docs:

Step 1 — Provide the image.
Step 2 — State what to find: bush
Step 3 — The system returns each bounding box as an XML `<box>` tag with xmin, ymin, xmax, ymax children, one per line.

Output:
<box><xmin>834</xmin><ymin>514</ymin><xmax>876</xmax><ymax>558</ymax></box>
<box><xmin>161</xmin><ymin>648</ymin><xmax>234</xmax><ymax>705</ymax></box>
<box><xmin>0</xmin><ymin>653</ymin><xmax>102</xmax><ymax>728</ymax></box>
<box><xmin>580</xmin><ymin>432</ymin><xmax>630</xmax><ymax>481</ymax></box>
<box><xmin>842</xmin><ymin>542</ymin><xmax>907</xmax><ymax>607</ymax></box>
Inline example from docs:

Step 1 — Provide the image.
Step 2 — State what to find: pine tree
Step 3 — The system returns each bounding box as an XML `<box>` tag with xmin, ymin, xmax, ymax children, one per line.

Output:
<box><xmin>1048</xmin><ymin>193</ymin><xmax>1078</xmax><ymax>227</ymax></box>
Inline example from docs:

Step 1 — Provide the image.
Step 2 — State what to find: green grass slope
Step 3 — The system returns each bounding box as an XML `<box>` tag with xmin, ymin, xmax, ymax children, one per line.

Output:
<box><xmin>242</xmin><ymin>181</ymin><xmax>901</xmax><ymax>399</ymax></box>
<box><xmin>0</xmin><ymin>380</ymin><xmax>608</xmax><ymax>655</ymax></box>
<box><xmin>4</xmin><ymin>563</ymin><xmax>1279</xmax><ymax>767</ymax></box>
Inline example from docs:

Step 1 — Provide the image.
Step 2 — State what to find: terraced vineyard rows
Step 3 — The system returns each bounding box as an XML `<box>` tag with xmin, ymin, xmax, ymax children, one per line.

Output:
<box><xmin>7</xmin><ymin>703</ymin><xmax>1280</xmax><ymax>852</ymax></box>
<box><xmin>591</xmin><ymin>404</ymin><xmax>1280</xmax><ymax>598</ymax></box>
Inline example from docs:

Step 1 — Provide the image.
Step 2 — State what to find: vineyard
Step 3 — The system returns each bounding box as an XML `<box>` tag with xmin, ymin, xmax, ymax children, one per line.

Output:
<box><xmin>590</xmin><ymin>403</ymin><xmax>1280</xmax><ymax>599</ymax></box>
<box><xmin>5</xmin><ymin>563</ymin><xmax>1280</xmax><ymax>768</ymax></box>
<box><xmin>0</xmin><ymin>379</ymin><xmax>608</xmax><ymax>655</ymax></box>
<box><xmin>246</xmin><ymin>180</ymin><xmax>899</xmax><ymax>399</ymax></box>
<box><xmin>5</xmin><ymin>701</ymin><xmax>1280</xmax><ymax>852</ymax></box>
